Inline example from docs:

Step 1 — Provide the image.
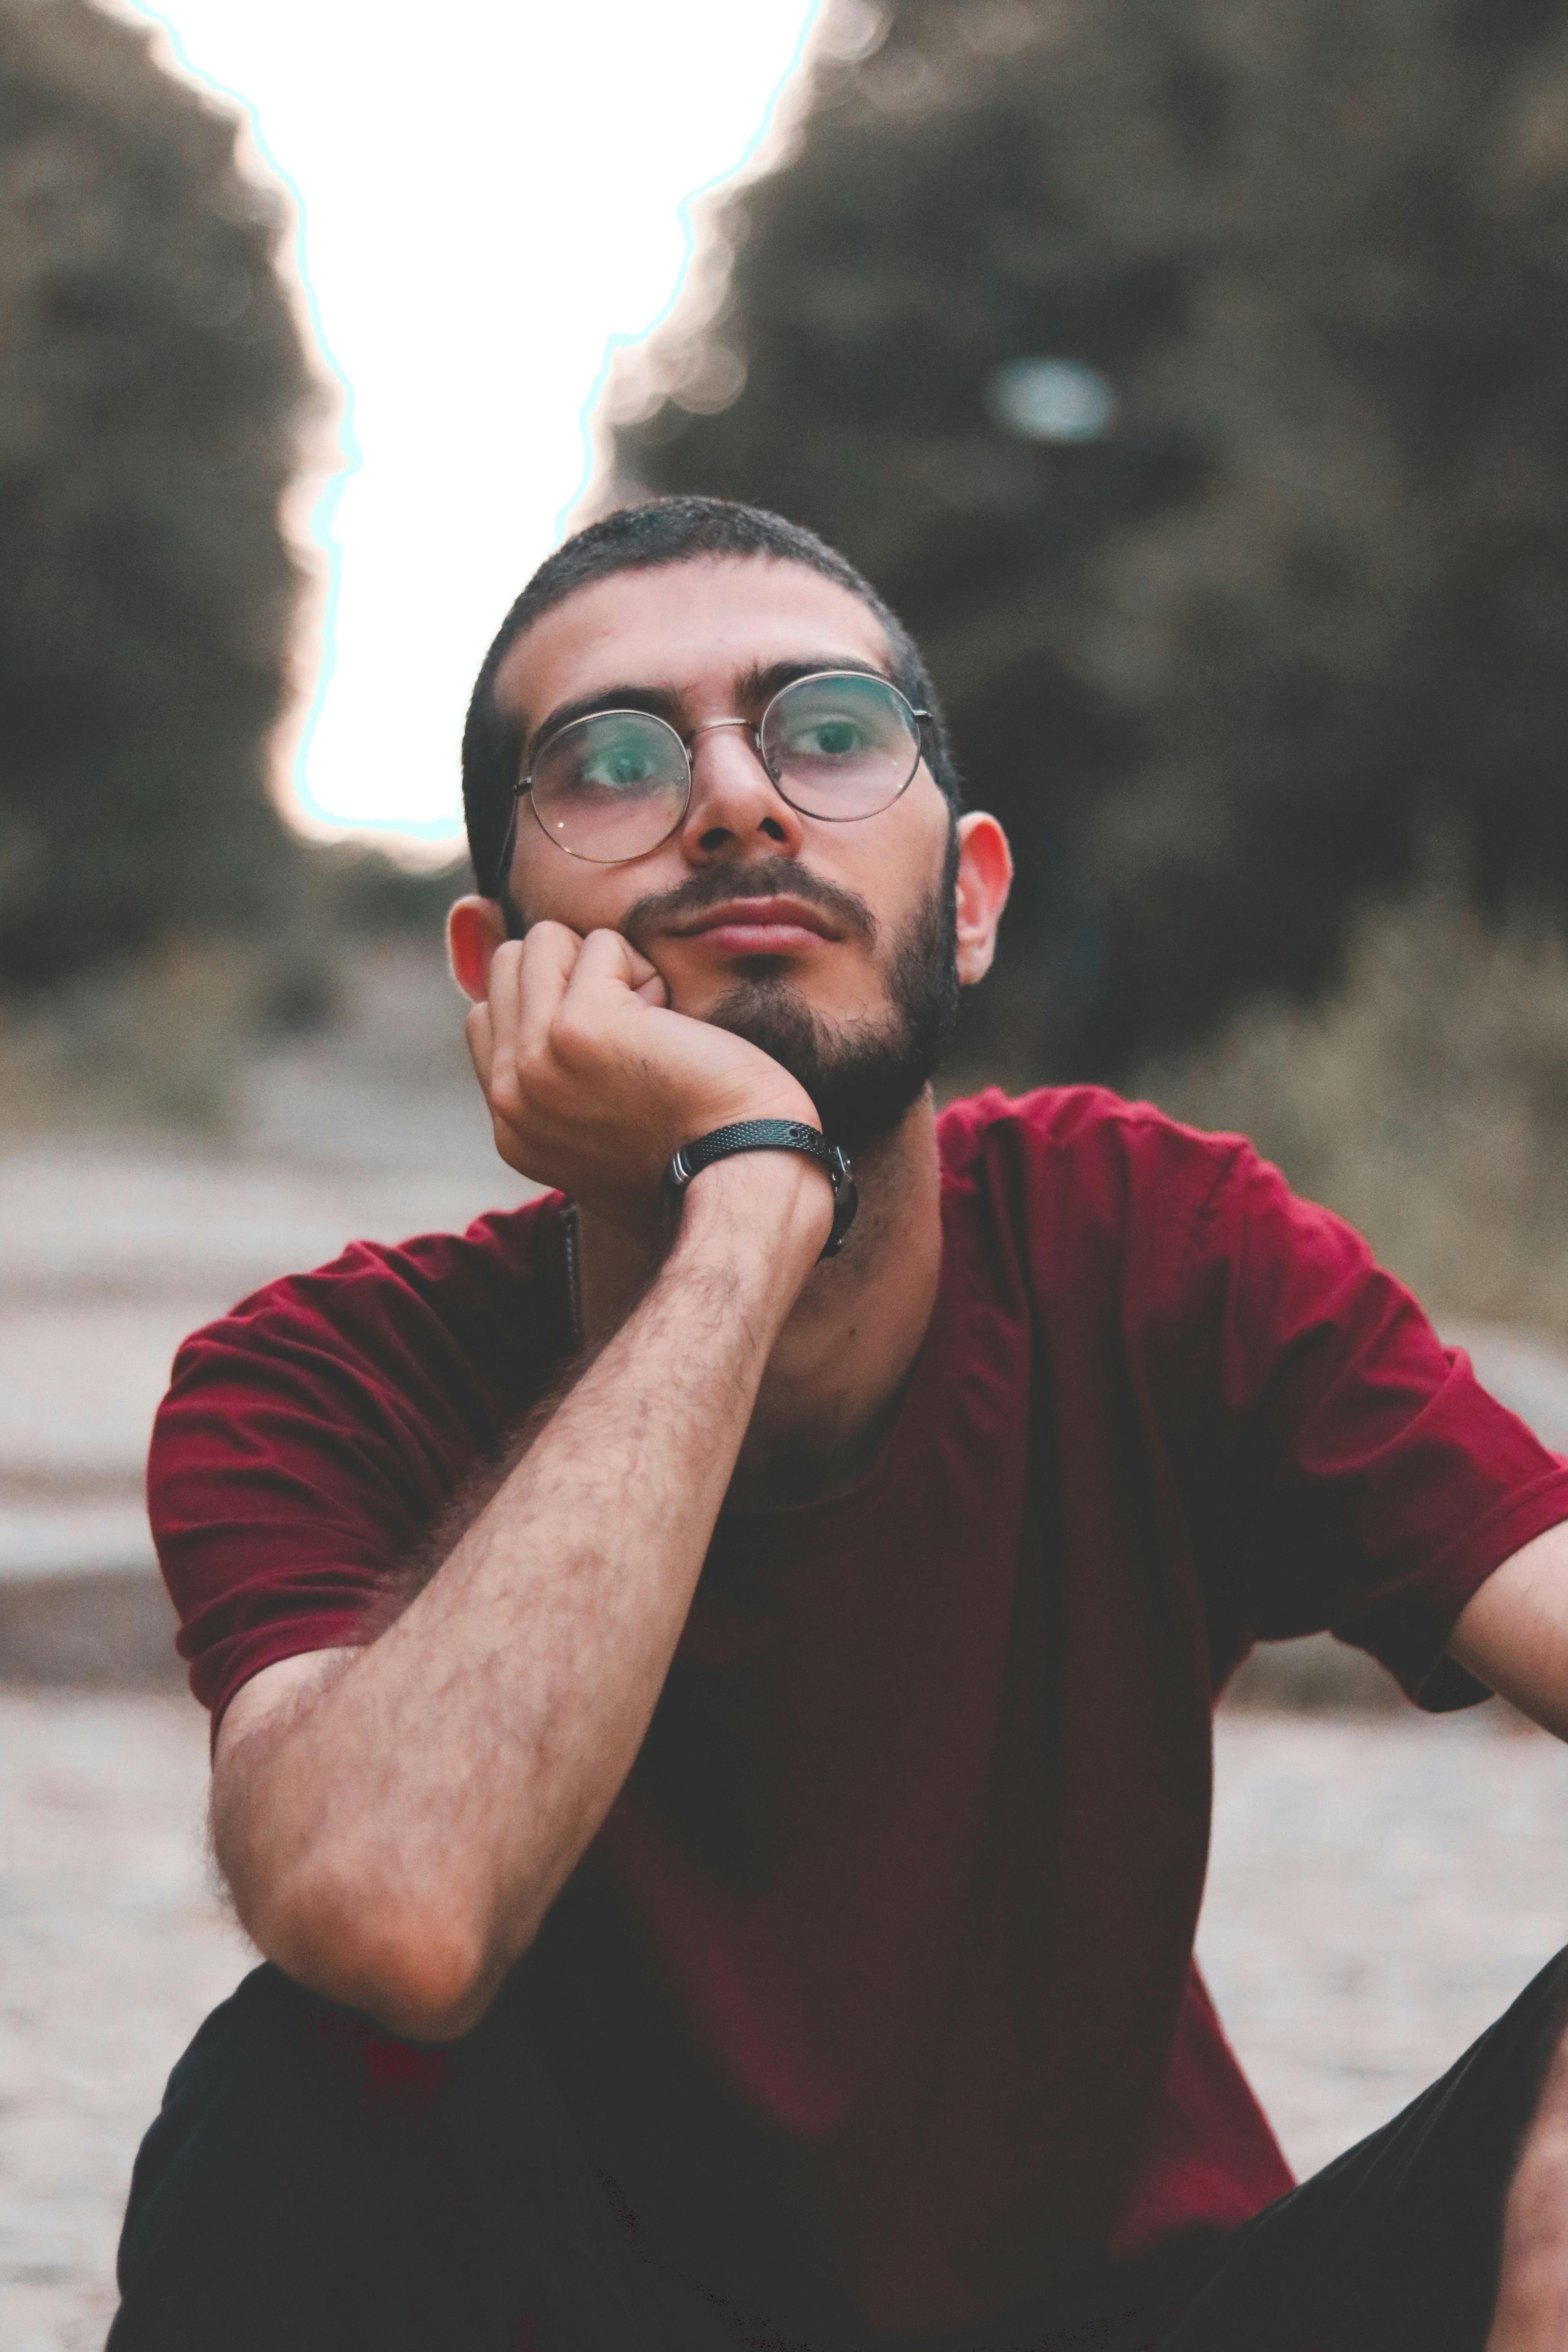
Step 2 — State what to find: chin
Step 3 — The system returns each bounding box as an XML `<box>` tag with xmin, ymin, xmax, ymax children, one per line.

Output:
<box><xmin>675</xmin><ymin>964</ymin><xmax>828</xmax><ymax>1026</ymax></box>
<box><xmin>704</xmin><ymin>966</ymin><xmax>876</xmax><ymax>1039</ymax></box>
<box><xmin>728</xmin><ymin>953</ymin><xmax>797</xmax><ymax>984</ymax></box>
<box><xmin>679</xmin><ymin>869</ymin><xmax>959</xmax><ymax>1155</ymax></box>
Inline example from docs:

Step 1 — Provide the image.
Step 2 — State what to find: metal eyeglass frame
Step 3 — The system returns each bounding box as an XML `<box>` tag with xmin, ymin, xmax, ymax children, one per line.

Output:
<box><xmin>493</xmin><ymin>669</ymin><xmax>934</xmax><ymax>884</ymax></box>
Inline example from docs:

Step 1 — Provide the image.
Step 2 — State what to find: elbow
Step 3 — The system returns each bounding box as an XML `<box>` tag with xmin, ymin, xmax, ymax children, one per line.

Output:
<box><xmin>333</xmin><ymin>1925</ymin><xmax>501</xmax><ymax>2045</ymax></box>
<box><xmin>243</xmin><ymin>1863</ymin><xmax>519</xmax><ymax>2044</ymax></box>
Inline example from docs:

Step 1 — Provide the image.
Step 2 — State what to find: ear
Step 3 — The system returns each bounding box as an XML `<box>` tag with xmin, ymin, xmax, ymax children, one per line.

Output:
<box><xmin>953</xmin><ymin>813</ymin><xmax>1013</xmax><ymax>987</ymax></box>
<box><xmin>447</xmin><ymin>895</ymin><xmax>509</xmax><ymax>1004</ymax></box>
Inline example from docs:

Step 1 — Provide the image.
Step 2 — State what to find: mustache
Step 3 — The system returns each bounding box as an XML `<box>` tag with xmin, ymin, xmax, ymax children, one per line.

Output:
<box><xmin>617</xmin><ymin>858</ymin><xmax>878</xmax><ymax>952</ymax></box>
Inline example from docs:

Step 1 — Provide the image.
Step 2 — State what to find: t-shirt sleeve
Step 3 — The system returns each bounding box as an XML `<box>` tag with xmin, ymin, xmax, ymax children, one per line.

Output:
<box><xmin>1154</xmin><ymin>1136</ymin><xmax>1568</xmax><ymax>1709</ymax></box>
<box><xmin>147</xmin><ymin>1210</ymin><xmax>561</xmax><ymax>1729</ymax></box>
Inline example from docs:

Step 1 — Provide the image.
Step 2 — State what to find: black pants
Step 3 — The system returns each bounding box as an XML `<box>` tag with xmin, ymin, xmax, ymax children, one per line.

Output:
<box><xmin>108</xmin><ymin>1947</ymin><xmax>1568</xmax><ymax>2352</ymax></box>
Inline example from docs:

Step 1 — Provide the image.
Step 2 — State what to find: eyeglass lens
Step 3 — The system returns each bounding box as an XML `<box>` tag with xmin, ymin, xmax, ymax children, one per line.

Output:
<box><xmin>526</xmin><ymin>672</ymin><xmax>921</xmax><ymax>863</ymax></box>
<box><xmin>528</xmin><ymin>711</ymin><xmax>689</xmax><ymax>864</ymax></box>
<box><xmin>759</xmin><ymin>672</ymin><xmax>921</xmax><ymax>819</ymax></box>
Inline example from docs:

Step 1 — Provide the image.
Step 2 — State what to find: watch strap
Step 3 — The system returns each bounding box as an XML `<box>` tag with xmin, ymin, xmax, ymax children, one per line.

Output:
<box><xmin>664</xmin><ymin>1119</ymin><xmax>858</xmax><ymax>1258</ymax></box>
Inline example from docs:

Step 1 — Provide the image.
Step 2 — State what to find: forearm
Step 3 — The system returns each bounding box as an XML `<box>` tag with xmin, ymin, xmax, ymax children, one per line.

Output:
<box><xmin>1448</xmin><ymin>1522</ymin><xmax>1568</xmax><ymax>1742</ymax></box>
<box><xmin>215</xmin><ymin>1157</ymin><xmax>828</xmax><ymax>2036</ymax></box>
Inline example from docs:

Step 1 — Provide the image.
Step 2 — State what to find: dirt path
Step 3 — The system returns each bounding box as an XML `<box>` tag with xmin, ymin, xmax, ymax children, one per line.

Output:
<box><xmin>5</xmin><ymin>1693</ymin><xmax>1567</xmax><ymax>2350</ymax></box>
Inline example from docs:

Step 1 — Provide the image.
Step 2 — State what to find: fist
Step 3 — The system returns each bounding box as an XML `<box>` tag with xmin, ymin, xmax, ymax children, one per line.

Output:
<box><xmin>466</xmin><ymin>924</ymin><xmax>819</xmax><ymax>1234</ymax></box>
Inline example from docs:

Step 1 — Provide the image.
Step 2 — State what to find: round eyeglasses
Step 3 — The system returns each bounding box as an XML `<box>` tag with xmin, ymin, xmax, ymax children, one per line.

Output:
<box><xmin>512</xmin><ymin>670</ymin><xmax>932</xmax><ymax>867</ymax></box>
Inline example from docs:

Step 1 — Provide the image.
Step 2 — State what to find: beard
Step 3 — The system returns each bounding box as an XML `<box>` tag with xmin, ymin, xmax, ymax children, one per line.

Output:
<box><xmin>701</xmin><ymin>834</ymin><xmax>960</xmax><ymax>1156</ymax></box>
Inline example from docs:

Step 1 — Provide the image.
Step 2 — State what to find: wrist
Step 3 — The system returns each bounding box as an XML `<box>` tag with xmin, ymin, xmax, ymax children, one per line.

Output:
<box><xmin>664</xmin><ymin>1116</ymin><xmax>857</xmax><ymax>1264</ymax></box>
<box><xmin>673</xmin><ymin>1147</ymin><xmax>837</xmax><ymax>1274</ymax></box>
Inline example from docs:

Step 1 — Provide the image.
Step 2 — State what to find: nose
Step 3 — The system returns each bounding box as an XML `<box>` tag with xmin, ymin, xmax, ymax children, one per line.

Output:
<box><xmin>678</xmin><ymin>721</ymin><xmax>808</xmax><ymax>863</ymax></box>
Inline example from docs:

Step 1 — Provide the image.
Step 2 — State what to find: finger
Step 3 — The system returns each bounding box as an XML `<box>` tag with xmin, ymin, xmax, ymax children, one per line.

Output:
<box><xmin>512</xmin><ymin>922</ymin><xmax>583</xmax><ymax>1061</ymax></box>
<box><xmin>483</xmin><ymin>940</ymin><xmax>526</xmax><ymax>1086</ymax></box>
<box><xmin>633</xmin><ymin>970</ymin><xmax>669</xmax><ymax>1007</ymax></box>
<box><xmin>514</xmin><ymin>917</ymin><xmax>584</xmax><ymax>979</ymax></box>
<box><xmin>464</xmin><ymin>999</ymin><xmax>494</xmax><ymax>1091</ymax></box>
<box><xmin>564</xmin><ymin>926</ymin><xmax>665</xmax><ymax>1004</ymax></box>
<box><xmin>619</xmin><ymin>937</ymin><xmax>664</xmax><ymax>994</ymax></box>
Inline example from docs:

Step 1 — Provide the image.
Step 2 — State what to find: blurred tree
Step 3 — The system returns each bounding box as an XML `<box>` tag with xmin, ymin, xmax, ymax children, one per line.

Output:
<box><xmin>607</xmin><ymin>0</ymin><xmax>1568</xmax><ymax>1077</ymax></box>
<box><xmin>0</xmin><ymin>0</ymin><xmax>318</xmax><ymax>994</ymax></box>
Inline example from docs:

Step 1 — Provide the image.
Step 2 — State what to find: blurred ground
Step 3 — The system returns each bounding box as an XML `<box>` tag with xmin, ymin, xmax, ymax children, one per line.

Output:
<box><xmin>0</xmin><ymin>943</ymin><xmax>534</xmax><ymax>1684</ymax></box>
<box><xmin>7</xmin><ymin>940</ymin><xmax>1568</xmax><ymax>2346</ymax></box>
<box><xmin>5</xmin><ymin>1696</ymin><xmax>1568</xmax><ymax>2350</ymax></box>
<box><xmin>0</xmin><ymin>1693</ymin><xmax>252</xmax><ymax>2352</ymax></box>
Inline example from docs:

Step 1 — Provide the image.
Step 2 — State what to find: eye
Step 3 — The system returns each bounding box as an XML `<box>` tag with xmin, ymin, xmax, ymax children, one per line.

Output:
<box><xmin>578</xmin><ymin>741</ymin><xmax>662</xmax><ymax>789</ymax></box>
<box><xmin>765</xmin><ymin>675</ymin><xmax>913</xmax><ymax>776</ymax></box>
<box><xmin>541</xmin><ymin>712</ymin><xmax>683</xmax><ymax>800</ymax></box>
<box><xmin>776</xmin><ymin>706</ymin><xmax>878</xmax><ymax>764</ymax></box>
<box><xmin>795</xmin><ymin>716</ymin><xmax>866</xmax><ymax>758</ymax></box>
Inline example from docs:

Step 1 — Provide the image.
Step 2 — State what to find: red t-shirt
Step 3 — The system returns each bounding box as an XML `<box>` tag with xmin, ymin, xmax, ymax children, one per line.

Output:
<box><xmin>149</xmin><ymin>1088</ymin><xmax>1568</xmax><ymax>2340</ymax></box>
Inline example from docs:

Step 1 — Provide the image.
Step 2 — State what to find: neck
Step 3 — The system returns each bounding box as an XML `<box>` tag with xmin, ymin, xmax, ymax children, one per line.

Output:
<box><xmin>574</xmin><ymin>1095</ymin><xmax>944</xmax><ymax>1508</ymax></box>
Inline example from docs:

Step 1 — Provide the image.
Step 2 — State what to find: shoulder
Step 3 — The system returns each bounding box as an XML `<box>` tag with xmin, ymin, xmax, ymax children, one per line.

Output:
<box><xmin>936</xmin><ymin>1083</ymin><xmax>1252</xmax><ymax>1238</ymax></box>
<box><xmin>156</xmin><ymin>1192</ymin><xmax>570</xmax><ymax>1456</ymax></box>
<box><xmin>933</xmin><ymin>1083</ymin><xmax>1372</xmax><ymax>1325</ymax></box>
<box><xmin>938</xmin><ymin>1082</ymin><xmax>1243</xmax><ymax>1164</ymax></box>
<box><xmin>148</xmin><ymin>1192</ymin><xmax>573</xmax><ymax>1719</ymax></box>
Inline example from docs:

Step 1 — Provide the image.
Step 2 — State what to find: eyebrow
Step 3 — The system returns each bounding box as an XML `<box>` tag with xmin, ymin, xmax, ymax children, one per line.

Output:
<box><xmin>523</xmin><ymin>653</ymin><xmax>896</xmax><ymax>766</ymax></box>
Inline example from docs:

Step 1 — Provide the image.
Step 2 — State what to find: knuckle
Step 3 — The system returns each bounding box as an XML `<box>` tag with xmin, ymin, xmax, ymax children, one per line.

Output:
<box><xmin>548</xmin><ymin>1007</ymin><xmax>595</xmax><ymax>1065</ymax></box>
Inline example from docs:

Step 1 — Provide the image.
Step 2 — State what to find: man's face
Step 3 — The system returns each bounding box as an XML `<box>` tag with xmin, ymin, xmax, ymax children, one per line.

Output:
<box><xmin>488</xmin><ymin>556</ymin><xmax>982</xmax><ymax>1149</ymax></box>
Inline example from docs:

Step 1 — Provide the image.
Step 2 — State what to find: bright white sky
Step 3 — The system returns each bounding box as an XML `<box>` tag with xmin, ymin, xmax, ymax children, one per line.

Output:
<box><xmin>112</xmin><ymin>0</ymin><xmax>825</xmax><ymax>854</ymax></box>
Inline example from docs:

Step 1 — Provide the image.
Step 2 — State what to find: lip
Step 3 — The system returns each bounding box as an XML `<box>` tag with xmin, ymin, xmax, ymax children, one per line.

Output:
<box><xmin>665</xmin><ymin>896</ymin><xmax>842</xmax><ymax>952</ymax></box>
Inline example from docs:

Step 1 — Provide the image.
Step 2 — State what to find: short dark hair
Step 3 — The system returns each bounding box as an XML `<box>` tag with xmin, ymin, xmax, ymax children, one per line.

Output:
<box><xmin>460</xmin><ymin>495</ymin><xmax>962</xmax><ymax>897</ymax></box>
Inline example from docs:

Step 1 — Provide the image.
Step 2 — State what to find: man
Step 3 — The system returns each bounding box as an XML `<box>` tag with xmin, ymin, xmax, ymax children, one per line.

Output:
<box><xmin>113</xmin><ymin>497</ymin><xmax>1568</xmax><ymax>2351</ymax></box>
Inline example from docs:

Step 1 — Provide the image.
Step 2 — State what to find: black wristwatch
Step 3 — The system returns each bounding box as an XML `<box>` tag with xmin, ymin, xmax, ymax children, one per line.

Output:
<box><xmin>663</xmin><ymin>1120</ymin><xmax>858</xmax><ymax>1259</ymax></box>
